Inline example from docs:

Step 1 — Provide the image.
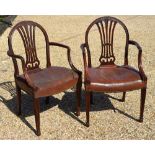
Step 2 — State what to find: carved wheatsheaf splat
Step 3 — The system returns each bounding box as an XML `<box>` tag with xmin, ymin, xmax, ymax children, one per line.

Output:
<box><xmin>17</xmin><ymin>24</ymin><xmax>40</xmax><ymax>70</ymax></box>
<box><xmin>96</xmin><ymin>19</ymin><xmax>117</xmax><ymax>65</ymax></box>
<box><xmin>85</xmin><ymin>16</ymin><xmax>129</xmax><ymax>68</ymax></box>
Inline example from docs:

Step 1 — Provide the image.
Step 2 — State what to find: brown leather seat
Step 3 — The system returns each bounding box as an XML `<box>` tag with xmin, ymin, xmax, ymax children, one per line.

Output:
<box><xmin>17</xmin><ymin>66</ymin><xmax>78</xmax><ymax>97</ymax></box>
<box><xmin>86</xmin><ymin>65</ymin><xmax>145</xmax><ymax>92</ymax></box>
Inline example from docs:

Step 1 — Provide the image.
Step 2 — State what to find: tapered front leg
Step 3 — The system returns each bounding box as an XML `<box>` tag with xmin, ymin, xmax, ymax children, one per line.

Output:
<box><xmin>90</xmin><ymin>92</ymin><xmax>93</xmax><ymax>104</ymax></box>
<box><xmin>85</xmin><ymin>91</ymin><xmax>90</xmax><ymax>127</ymax></box>
<box><xmin>16</xmin><ymin>84</ymin><xmax>22</xmax><ymax>115</ymax></box>
<box><xmin>76</xmin><ymin>75</ymin><xmax>82</xmax><ymax>116</ymax></box>
<box><xmin>139</xmin><ymin>88</ymin><xmax>146</xmax><ymax>122</ymax></box>
<box><xmin>33</xmin><ymin>98</ymin><xmax>41</xmax><ymax>136</ymax></box>
<box><xmin>121</xmin><ymin>92</ymin><xmax>126</xmax><ymax>102</ymax></box>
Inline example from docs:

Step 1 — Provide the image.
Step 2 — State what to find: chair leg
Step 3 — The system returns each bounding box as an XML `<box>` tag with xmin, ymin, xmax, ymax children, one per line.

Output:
<box><xmin>139</xmin><ymin>88</ymin><xmax>146</xmax><ymax>122</ymax></box>
<box><xmin>16</xmin><ymin>84</ymin><xmax>21</xmax><ymax>116</ymax></box>
<box><xmin>76</xmin><ymin>76</ymin><xmax>82</xmax><ymax>116</ymax></box>
<box><xmin>121</xmin><ymin>92</ymin><xmax>126</xmax><ymax>102</ymax></box>
<box><xmin>45</xmin><ymin>96</ymin><xmax>50</xmax><ymax>104</ymax></box>
<box><xmin>33</xmin><ymin>98</ymin><xmax>41</xmax><ymax>136</ymax></box>
<box><xmin>85</xmin><ymin>91</ymin><xmax>90</xmax><ymax>127</ymax></box>
<box><xmin>90</xmin><ymin>92</ymin><xmax>93</xmax><ymax>104</ymax></box>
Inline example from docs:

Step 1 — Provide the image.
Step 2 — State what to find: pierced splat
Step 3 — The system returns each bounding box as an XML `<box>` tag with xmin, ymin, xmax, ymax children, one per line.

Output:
<box><xmin>16</xmin><ymin>24</ymin><xmax>40</xmax><ymax>70</ymax></box>
<box><xmin>96</xmin><ymin>19</ymin><xmax>117</xmax><ymax>65</ymax></box>
<box><xmin>85</xmin><ymin>16</ymin><xmax>130</xmax><ymax>67</ymax></box>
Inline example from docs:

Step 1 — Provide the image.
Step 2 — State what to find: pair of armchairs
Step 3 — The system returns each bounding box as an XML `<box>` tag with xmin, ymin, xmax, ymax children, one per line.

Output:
<box><xmin>7</xmin><ymin>16</ymin><xmax>147</xmax><ymax>136</ymax></box>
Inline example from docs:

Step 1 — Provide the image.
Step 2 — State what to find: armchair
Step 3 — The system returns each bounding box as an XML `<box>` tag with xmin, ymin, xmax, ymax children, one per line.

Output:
<box><xmin>81</xmin><ymin>16</ymin><xmax>147</xmax><ymax>127</ymax></box>
<box><xmin>8</xmin><ymin>21</ymin><xmax>82</xmax><ymax>136</ymax></box>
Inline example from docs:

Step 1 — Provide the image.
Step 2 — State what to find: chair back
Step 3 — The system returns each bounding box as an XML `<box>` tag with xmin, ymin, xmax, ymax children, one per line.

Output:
<box><xmin>8</xmin><ymin>21</ymin><xmax>51</xmax><ymax>74</ymax></box>
<box><xmin>85</xmin><ymin>16</ymin><xmax>129</xmax><ymax>66</ymax></box>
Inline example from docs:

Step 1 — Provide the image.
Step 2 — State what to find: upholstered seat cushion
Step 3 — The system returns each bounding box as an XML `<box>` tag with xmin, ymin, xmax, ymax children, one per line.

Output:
<box><xmin>16</xmin><ymin>66</ymin><xmax>78</xmax><ymax>97</ymax></box>
<box><xmin>86</xmin><ymin>65</ymin><xmax>145</xmax><ymax>92</ymax></box>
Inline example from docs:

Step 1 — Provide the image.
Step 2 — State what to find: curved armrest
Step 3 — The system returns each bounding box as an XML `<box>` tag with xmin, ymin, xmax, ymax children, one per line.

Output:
<box><xmin>129</xmin><ymin>40</ymin><xmax>147</xmax><ymax>82</ymax></box>
<box><xmin>129</xmin><ymin>40</ymin><xmax>142</xmax><ymax>52</ymax></box>
<box><xmin>7</xmin><ymin>50</ymin><xmax>26</xmax><ymax>72</ymax></box>
<box><xmin>49</xmin><ymin>42</ymin><xmax>82</xmax><ymax>75</ymax></box>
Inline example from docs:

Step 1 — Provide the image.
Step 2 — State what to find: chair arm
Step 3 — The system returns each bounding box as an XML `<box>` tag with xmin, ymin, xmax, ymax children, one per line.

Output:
<box><xmin>49</xmin><ymin>42</ymin><xmax>82</xmax><ymax>75</ymax></box>
<box><xmin>81</xmin><ymin>43</ymin><xmax>90</xmax><ymax>83</ymax></box>
<box><xmin>7</xmin><ymin>50</ymin><xmax>39</xmax><ymax>90</ymax></box>
<box><xmin>129</xmin><ymin>40</ymin><xmax>147</xmax><ymax>82</ymax></box>
<box><xmin>129</xmin><ymin>40</ymin><xmax>142</xmax><ymax>52</ymax></box>
<box><xmin>7</xmin><ymin>50</ymin><xmax>26</xmax><ymax>72</ymax></box>
<box><xmin>81</xmin><ymin>43</ymin><xmax>88</xmax><ymax>69</ymax></box>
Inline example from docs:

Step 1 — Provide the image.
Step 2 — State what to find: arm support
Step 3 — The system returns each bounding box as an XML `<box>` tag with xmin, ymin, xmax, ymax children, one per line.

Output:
<box><xmin>81</xmin><ymin>43</ymin><xmax>88</xmax><ymax>69</ymax></box>
<box><xmin>81</xmin><ymin>43</ymin><xmax>90</xmax><ymax>83</ymax></box>
<box><xmin>7</xmin><ymin>50</ymin><xmax>26</xmax><ymax>72</ymax></box>
<box><xmin>129</xmin><ymin>40</ymin><xmax>147</xmax><ymax>81</ymax></box>
<box><xmin>49</xmin><ymin>42</ymin><xmax>82</xmax><ymax>75</ymax></box>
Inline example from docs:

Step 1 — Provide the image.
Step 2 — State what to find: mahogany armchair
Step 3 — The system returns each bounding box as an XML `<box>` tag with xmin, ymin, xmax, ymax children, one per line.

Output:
<box><xmin>81</xmin><ymin>16</ymin><xmax>147</xmax><ymax>127</ymax></box>
<box><xmin>7</xmin><ymin>21</ymin><xmax>82</xmax><ymax>136</ymax></box>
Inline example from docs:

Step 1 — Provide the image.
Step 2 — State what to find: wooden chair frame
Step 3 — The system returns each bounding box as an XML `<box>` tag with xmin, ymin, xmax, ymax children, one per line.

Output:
<box><xmin>8</xmin><ymin>21</ymin><xmax>82</xmax><ymax>136</ymax></box>
<box><xmin>81</xmin><ymin>16</ymin><xmax>147</xmax><ymax>126</ymax></box>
